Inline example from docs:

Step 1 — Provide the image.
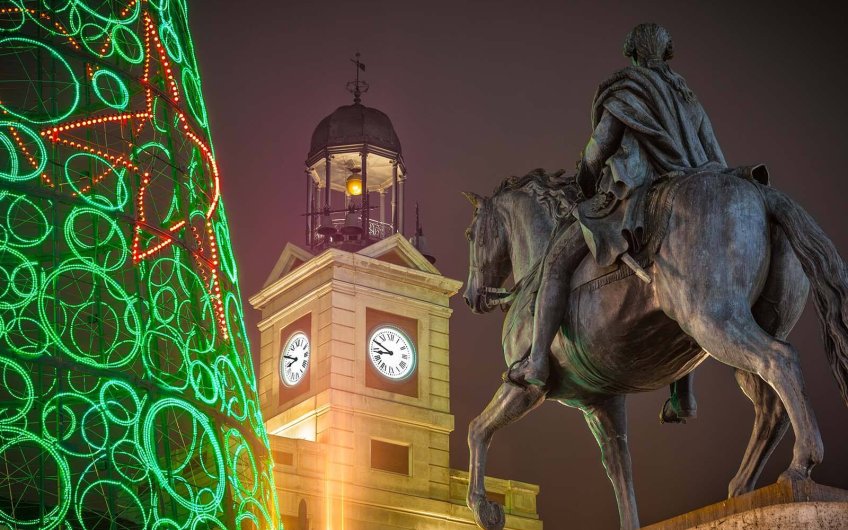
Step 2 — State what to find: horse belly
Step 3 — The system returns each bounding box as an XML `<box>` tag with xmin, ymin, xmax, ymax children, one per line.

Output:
<box><xmin>553</xmin><ymin>272</ymin><xmax>704</xmax><ymax>397</ymax></box>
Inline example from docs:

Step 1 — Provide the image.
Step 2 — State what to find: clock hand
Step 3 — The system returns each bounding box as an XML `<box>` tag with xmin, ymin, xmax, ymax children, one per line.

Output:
<box><xmin>374</xmin><ymin>340</ymin><xmax>394</xmax><ymax>355</ymax></box>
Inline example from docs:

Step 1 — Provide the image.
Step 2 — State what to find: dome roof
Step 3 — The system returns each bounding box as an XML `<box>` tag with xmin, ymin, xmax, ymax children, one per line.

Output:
<box><xmin>308</xmin><ymin>103</ymin><xmax>402</xmax><ymax>159</ymax></box>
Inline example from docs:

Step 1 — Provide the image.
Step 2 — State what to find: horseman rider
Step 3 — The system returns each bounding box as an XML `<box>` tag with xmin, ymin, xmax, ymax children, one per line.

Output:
<box><xmin>513</xmin><ymin>23</ymin><xmax>728</xmax><ymax>421</ymax></box>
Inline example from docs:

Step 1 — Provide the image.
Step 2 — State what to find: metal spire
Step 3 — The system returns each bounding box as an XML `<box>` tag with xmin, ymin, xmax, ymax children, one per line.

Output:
<box><xmin>411</xmin><ymin>202</ymin><xmax>436</xmax><ymax>264</ymax></box>
<box><xmin>346</xmin><ymin>52</ymin><xmax>369</xmax><ymax>104</ymax></box>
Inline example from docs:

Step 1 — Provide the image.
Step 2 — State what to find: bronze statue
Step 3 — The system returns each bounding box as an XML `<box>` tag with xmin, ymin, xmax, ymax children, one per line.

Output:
<box><xmin>512</xmin><ymin>24</ymin><xmax>727</xmax><ymax>424</ymax></box>
<box><xmin>461</xmin><ymin>23</ymin><xmax>848</xmax><ymax>530</ymax></box>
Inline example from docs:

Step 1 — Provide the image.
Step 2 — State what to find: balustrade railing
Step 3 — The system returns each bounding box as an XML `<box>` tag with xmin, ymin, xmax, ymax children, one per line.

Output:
<box><xmin>311</xmin><ymin>216</ymin><xmax>394</xmax><ymax>247</ymax></box>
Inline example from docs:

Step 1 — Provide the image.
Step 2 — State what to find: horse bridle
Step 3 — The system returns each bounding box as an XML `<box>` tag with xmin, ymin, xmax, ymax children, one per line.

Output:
<box><xmin>468</xmin><ymin>241</ymin><xmax>515</xmax><ymax>311</ymax></box>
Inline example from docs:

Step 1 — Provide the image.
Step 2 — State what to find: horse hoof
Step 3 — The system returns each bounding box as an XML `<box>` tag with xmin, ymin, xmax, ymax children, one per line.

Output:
<box><xmin>778</xmin><ymin>468</ymin><xmax>811</xmax><ymax>484</ymax></box>
<box><xmin>659</xmin><ymin>398</ymin><xmax>696</xmax><ymax>424</ymax></box>
<box><xmin>469</xmin><ymin>496</ymin><xmax>505</xmax><ymax>530</ymax></box>
<box><xmin>727</xmin><ymin>478</ymin><xmax>753</xmax><ymax>498</ymax></box>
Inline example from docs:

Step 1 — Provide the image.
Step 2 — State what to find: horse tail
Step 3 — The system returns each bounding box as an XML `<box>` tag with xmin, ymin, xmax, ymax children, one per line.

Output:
<box><xmin>762</xmin><ymin>185</ymin><xmax>848</xmax><ymax>407</ymax></box>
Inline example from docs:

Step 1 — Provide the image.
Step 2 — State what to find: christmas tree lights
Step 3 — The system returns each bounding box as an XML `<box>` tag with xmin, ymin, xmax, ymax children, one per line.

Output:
<box><xmin>0</xmin><ymin>1</ymin><xmax>282</xmax><ymax>528</ymax></box>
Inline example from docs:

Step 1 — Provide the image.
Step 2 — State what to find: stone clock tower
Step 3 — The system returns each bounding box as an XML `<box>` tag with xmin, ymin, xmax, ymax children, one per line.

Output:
<box><xmin>250</xmin><ymin>65</ymin><xmax>541</xmax><ymax>530</ymax></box>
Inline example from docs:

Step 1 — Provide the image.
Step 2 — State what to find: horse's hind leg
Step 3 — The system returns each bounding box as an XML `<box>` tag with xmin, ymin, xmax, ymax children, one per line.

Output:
<box><xmin>728</xmin><ymin>369</ymin><xmax>790</xmax><ymax>496</ymax></box>
<box><xmin>687</xmin><ymin>311</ymin><xmax>823</xmax><ymax>482</ymax></box>
<box><xmin>580</xmin><ymin>395</ymin><xmax>639</xmax><ymax>530</ymax></box>
<box><xmin>729</xmin><ymin>233</ymin><xmax>806</xmax><ymax>496</ymax></box>
<box><xmin>467</xmin><ymin>382</ymin><xmax>545</xmax><ymax>530</ymax></box>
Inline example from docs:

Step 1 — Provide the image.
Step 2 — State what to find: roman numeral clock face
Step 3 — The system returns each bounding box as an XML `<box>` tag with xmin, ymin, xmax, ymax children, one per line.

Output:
<box><xmin>368</xmin><ymin>325</ymin><xmax>416</xmax><ymax>380</ymax></box>
<box><xmin>280</xmin><ymin>331</ymin><xmax>310</xmax><ymax>387</ymax></box>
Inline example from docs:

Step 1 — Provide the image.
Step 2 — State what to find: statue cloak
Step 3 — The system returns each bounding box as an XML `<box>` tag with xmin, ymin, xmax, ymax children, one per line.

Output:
<box><xmin>576</xmin><ymin>65</ymin><xmax>727</xmax><ymax>266</ymax></box>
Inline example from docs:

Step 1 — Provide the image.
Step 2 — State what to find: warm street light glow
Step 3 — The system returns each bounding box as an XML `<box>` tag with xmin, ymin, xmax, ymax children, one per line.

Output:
<box><xmin>346</xmin><ymin>168</ymin><xmax>363</xmax><ymax>195</ymax></box>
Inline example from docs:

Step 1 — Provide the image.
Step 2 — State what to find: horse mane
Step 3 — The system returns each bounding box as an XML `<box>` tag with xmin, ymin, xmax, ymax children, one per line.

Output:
<box><xmin>492</xmin><ymin>168</ymin><xmax>581</xmax><ymax>221</ymax></box>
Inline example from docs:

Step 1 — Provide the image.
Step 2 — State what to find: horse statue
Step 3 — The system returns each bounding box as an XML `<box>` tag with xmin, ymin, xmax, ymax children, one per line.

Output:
<box><xmin>461</xmin><ymin>168</ymin><xmax>848</xmax><ymax>529</ymax></box>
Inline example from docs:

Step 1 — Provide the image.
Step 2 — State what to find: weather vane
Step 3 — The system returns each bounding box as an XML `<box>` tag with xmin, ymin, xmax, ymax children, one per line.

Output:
<box><xmin>346</xmin><ymin>52</ymin><xmax>369</xmax><ymax>104</ymax></box>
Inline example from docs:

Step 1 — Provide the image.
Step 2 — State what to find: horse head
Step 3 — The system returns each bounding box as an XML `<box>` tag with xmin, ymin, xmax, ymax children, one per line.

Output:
<box><xmin>461</xmin><ymin>170</ymin><xmax>576</xmax><ymax>314</ymax></box>
<box><xmin>462</xmin><ymin>191</ymin><xmax>513</xmax><ymax>314</ymax></box>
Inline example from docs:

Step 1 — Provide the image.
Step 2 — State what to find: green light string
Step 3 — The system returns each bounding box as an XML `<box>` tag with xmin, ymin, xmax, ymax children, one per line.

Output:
<box><xmin>0</xmin><ymin>1</ymin><xmax>282</xmax><ymax>528</ymax></box>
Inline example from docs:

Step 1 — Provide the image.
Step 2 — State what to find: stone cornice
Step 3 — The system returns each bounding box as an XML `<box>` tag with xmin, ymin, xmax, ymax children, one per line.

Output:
<box><xmin>250</xmin><ymin>246</ymin><xmax>463</xmax><ymax>311</ymax></box>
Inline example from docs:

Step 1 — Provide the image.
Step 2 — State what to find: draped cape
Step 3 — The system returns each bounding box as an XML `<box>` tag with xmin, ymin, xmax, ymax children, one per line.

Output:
<box><xmin>576</xmin><ymin>65</ymin><xmax>726</xmax><ymax>266</ymax></box>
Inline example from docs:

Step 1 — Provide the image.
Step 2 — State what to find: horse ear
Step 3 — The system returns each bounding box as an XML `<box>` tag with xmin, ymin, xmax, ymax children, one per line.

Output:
<box><xmin>462</xmin><ymin>191</ymin><xmax>482</xmax><ymax>208</ymax></box>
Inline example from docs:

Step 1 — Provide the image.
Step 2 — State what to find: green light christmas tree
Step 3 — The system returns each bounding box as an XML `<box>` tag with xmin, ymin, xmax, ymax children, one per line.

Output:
<box><xmin>0</xmin><ymin>1</ymin><xmax>282</xmax><ymax>528</ymax></box>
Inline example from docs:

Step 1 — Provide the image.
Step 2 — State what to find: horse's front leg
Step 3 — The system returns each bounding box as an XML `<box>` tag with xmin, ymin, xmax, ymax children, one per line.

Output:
<box><xmin>467</xmin><ymin>381</ymin><xmax>545</xmax><ymax>530</ymax></box>
<box><xmin>580</xmin><ymin>395</ymin><xmax>639</xmax><ymax>530</ymax></box>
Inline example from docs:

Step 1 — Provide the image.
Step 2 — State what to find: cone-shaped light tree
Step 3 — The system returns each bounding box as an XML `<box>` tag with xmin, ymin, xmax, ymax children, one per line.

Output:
<box><xmin>0</xmin><ymin>1</ymin><xmax>281</xmax><ymax>528</ymax></box>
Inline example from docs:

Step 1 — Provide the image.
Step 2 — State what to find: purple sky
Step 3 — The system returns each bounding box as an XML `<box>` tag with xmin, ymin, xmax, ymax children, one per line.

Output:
<box><xmin>191</xmin><ymin>1</ymin><xmax>848</xmax><ymax>527</ymax></box>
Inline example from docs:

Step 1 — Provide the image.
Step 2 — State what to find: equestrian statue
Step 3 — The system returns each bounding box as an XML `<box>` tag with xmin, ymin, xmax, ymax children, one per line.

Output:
<box><xmin>462</xmin><ymin>23</ymin><xmax>848</xmax><ymax>530</ymax></box>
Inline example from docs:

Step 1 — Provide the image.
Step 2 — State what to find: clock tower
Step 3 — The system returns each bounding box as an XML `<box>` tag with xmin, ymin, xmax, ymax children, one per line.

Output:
<box><xmin>250</xmin><ymin>61</ymin><xmax>541</xmax><ymax>530</ymax></box>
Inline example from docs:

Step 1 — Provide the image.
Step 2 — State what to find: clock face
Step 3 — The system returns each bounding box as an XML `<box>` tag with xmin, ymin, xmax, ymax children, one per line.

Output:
<box><xmin>368</xmin><ymin>325</ymin><xmax>417</xmax><ymax>381</ymax></box>
<box><xmin>280</xmin><ymin>331</ymin><xmax>310</xmax><ymax>387</ymax></box>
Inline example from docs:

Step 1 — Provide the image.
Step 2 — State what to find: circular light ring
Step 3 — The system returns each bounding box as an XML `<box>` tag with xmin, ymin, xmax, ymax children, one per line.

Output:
<box><xmin>214</xmin><ymin>215</ymin><xmax>238</xmax><ymax>283</ymax></box>
<box><xmin>0</xmin><ymin>357</ymin><xmax>34</xmax><ymax>426</ymax></box>
<box><xmin>189</xmin><ymin>359</ymin><xmax>220</xmax><ymax>405</ymax></box>
<box><xmin>0</xmin><ymin>428</ymin><xmax>72</xmax><ymax>530</ymax></box>
<box><xmin>79</xmin><ymin>22</ymin><xmax>111</xmax><ymax>57</ymax></box>
<box><xmin>0</xmin><ymin>246</ymin><xmax>38</xmax><ymax>310</ymax></box>
<box><xmin>225</xmin><ymin>428</ymin><xmax>259</xmax><ymax>500</ymax></box>
<box><xmin>41</xmin><ymin>392</ymin><xmax>110</xmax><ymax>458</ymax></box>
<box><xmin>91</xmin><ymin>68</ymin><xmax>131</xmax><ymax>109</ymax></box>
<box><xmin>0</xmin><ymin>38</ymin><xmax>80</xmax><ymax>124</ymax></box>
<box><xmin>1</xmin><ymin>315</ymin><xmax>51</xmax><ymax>358</ymax></box>
<box><xmin>109</xmin><ymin>440</ymin><xmax>152</xmax><ymax>484</ymax></box>
<box><xmin>0</xmin><ymin>132</ymin><xmax>19</xmax><ymax>181</ymax></box>
<box><xmin>98</xmin><ymin>378</ymin><xmax>144</xmax><ymax>427</ymax></box>
<box><xmin>0</xmin><ymin>2</ymin><xmax>28</xmax><ymax>33</ymax></box>
<box><xmin>181</xmin><ymin>68</ymin><xmax>208</xmax><ymax>127</ymax></box>
<box><xmin>216</xmin><ymin>354</ymin><xmax>250</xmax><ymax>421</ymax></box>
<box><xmin>111</xmin><ymin>23</ymin><xmax>145</xmax><ymax>64</ymax></box>
<box><xmin>39</xmin><ymin>262</ymin><xmax>142</xmax><ymax>369</ymax></box>
<box><xmin>0</xmin><ymin>121</ymin><xmax>47</xmax><ymax>181</ymax></box>
<box><xmin>141</xmin><ymin>398</ymin><xmax>226</xmax><ymax>514</ymax></box>
<box><xmin>75</xmin><ymin>478</ymin><xmax>149</xmax><ymax>530</ymax></box>
<box><xmin>4</xmin><ymin>193</ymin><xmax>52</xmax><ymax>248</ymax></box>
<box><xmin>64</xmin><ymin>207</ymin><xmax>129</xmax><ymax>271</ymax></box>
<box><xmin>159</xmin><ymin>21</ymin><xmax>183</xmax><ymax>63</ymax></box>
<box><xmin>140</xmin><ymin>326</ymin><xmax>191</xmax><ymax>391</ymax></box>
<box><xmin>62</xmin><ymin>153</ymin><xmax>129</xmax><ymax>212</ymax></box>
<box><xmin>224</xmin><ymin>290</ymin><xmax>254</xmax><ymax>382</ymax></box>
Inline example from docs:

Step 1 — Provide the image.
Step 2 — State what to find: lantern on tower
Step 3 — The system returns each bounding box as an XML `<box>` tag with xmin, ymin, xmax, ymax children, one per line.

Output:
<box><xmin>304</xmin><ymin>54</ymin><xmax>407</xmax><ymax>251</ymax></box>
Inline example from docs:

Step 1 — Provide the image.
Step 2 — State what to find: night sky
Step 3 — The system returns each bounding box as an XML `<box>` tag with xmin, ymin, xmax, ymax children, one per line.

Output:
<box><xmin>190</xmin><ymin>1</ymin><xmax>848</xmax><ymax>528</ymax></box>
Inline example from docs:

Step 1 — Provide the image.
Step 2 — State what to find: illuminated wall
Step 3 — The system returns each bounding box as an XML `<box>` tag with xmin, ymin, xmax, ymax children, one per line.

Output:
<box><xmin>0</xmin><ymin>1</ymin><xmax>281</xmax><ymax>528</ymax></box>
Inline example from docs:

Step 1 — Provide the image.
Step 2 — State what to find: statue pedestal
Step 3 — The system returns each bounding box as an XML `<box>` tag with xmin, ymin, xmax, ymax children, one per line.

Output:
<box><xmin>642</xmin><ymin>480</ymin><xmax>848</xmax><ymax>529</ymax></box>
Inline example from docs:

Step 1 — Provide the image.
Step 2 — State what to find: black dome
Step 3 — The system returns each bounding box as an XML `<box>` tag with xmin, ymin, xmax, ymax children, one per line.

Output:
<box><xmin>308</xmin><ymin>103</ymin><xmax>402</xmax><ymax>159</ymax></box>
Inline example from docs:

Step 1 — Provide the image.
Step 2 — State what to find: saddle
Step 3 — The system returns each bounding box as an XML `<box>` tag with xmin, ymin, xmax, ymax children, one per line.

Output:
<box><xmin>497</xmin><ymin>164</ymin><xmax>770</xmax><ymax>317</ymax></box>
<box><xmin>579</xmin><ymin>164</ymin><xmax>771</xmax><ymax>292</ymax></box>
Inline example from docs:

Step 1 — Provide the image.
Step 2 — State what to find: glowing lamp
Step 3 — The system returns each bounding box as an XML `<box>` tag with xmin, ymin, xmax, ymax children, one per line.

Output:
<box><xmin>346</xmin><ymin>168</ymin><xmax>363</xmax><ymax>196</ymax></box>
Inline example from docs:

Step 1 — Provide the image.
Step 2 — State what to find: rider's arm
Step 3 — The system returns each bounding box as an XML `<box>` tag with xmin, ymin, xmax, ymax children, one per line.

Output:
<box><xmin>577</xmin><ymin>109</ymin><xmax>626</xmax><ymax>196</ymax></box>
<box><xmin>698</xmin><ymin>111</ymin><xmax>727</xmax><ymax>167</ymax></box>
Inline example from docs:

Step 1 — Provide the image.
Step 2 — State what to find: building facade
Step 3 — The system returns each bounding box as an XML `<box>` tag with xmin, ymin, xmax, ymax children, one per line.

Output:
<box><xmin>250</xmin><ymin>83</ymin><xmax>541</xmax><ymax>529</ymax></box>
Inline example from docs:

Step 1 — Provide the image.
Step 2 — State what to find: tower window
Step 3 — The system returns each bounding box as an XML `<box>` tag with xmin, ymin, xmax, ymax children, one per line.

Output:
<box><xmin>370</xmin><ymin>439</ymin><xmax>410</xmax><ymax>476</ymax></box>
<box><xmin>274</xmin><ymin>450</ymin><xmax>294</xmax><ymax>466</ymax></box>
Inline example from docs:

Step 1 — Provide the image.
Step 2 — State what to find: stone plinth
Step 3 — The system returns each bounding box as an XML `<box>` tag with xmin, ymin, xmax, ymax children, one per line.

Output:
<box><xmin>643</xmin><ymin>481</ymin><xmax>848</xmax><ymax>530</ymax></box>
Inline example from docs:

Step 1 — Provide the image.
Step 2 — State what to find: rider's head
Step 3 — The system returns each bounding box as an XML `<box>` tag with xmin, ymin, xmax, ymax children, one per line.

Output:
<box><xmin>623</xmin><ymin>23</ymin><xmax>673</xmax><ymax>67</ymax></box>
<box><xmin>623</xmin><ymin>23</ymin><xmax>695</xmax><ymax>102</ymax></box>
